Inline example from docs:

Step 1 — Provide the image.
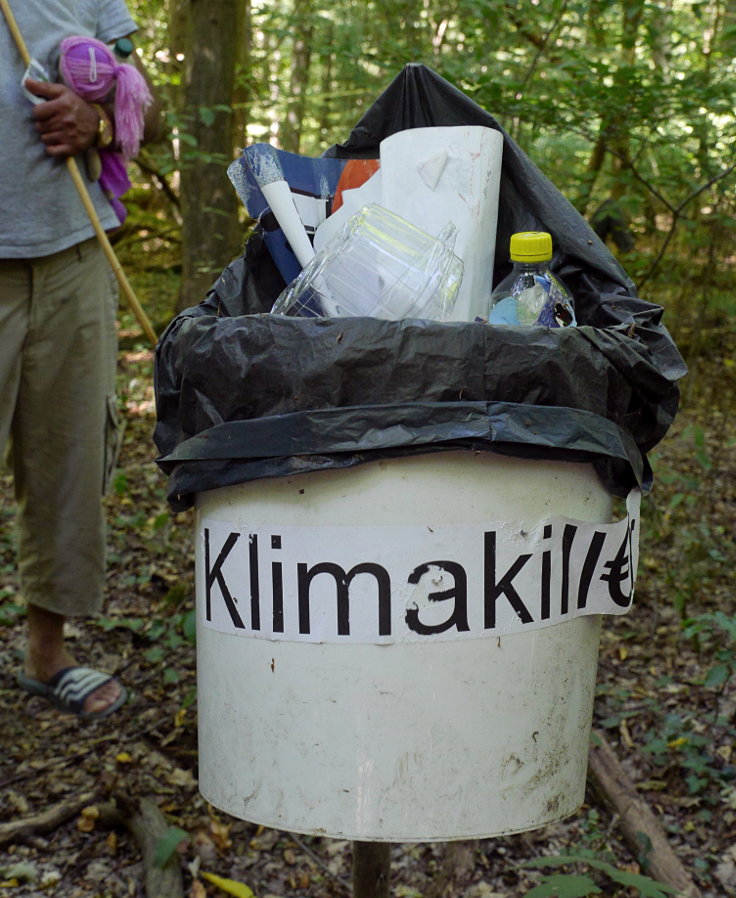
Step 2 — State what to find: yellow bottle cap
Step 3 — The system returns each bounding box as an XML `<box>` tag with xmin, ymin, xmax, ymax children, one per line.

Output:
<box><xmin>509</xmin><ymin>231</ymin><xmax>553</xmax><ymax>262</ymax></box>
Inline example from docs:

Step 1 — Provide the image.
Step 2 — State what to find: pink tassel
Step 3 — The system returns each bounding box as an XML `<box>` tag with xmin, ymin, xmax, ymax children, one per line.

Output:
<box><xmin>59</xmin><ymin>36</ymin><xmax>152</xmax><ymax>158</ymax></box>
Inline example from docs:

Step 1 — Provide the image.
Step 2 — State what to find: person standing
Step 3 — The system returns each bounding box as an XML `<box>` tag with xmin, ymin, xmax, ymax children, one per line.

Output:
<box><xmin>0</xmin><ymin>0</ymin><xmax>160</xmax><ymax>719</ymax></box>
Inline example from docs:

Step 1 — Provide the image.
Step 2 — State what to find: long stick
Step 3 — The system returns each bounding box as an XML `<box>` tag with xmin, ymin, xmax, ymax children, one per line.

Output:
<box><xmin>1</xmin><ymin>0</ymin><xmax>158</xmax><ymax>347</ymax></box>
<box><xmin>352</xmin><ymin>841</ymin><xmax>391</xmax><ymax>898</ymax></box>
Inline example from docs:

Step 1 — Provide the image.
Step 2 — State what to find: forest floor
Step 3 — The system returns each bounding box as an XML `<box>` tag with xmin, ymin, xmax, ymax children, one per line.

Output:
<box><xmin>0</xmin><ymin>287</ymin><xmax>735</xmax><ymax>898</ymax></box>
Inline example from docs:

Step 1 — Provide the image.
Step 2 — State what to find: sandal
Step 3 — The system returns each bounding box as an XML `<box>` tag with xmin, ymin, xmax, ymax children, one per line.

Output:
<box><xmin>17</xmin><ymin>666</ymin><xmax>127</xmax><ymax>720</ymax></box>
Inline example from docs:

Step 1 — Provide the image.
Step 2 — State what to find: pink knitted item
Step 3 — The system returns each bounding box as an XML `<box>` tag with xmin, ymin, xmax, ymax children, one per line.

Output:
<box><xmin>59</xmin><ymin>35</ymin><xmax>152</xmax><ymax>158</ymax></box>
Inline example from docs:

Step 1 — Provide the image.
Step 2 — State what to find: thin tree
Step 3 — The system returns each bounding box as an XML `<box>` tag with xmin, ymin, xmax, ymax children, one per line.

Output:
<box><xmin>175</xmin><ymin>0</ymin><xmax>244</xmax><ymax>311</ymax></box>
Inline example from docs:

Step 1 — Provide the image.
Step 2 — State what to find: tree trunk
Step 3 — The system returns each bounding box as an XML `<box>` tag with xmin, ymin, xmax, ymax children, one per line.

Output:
<box><xmin>317</xmin><ymin>19</ymin><xmax>334</xmax><ymax>142</ymax></box>
<box><xmin>177</xmin><ymin>0</ymin><xmax>243</xmax><ymax>311</ymax></box>
<box><xmin>232</xmin><ymin>0</ymin><xmax>251</xmax><ymax>154</ymax></box>
<box><xmin>609</xmin><ymin>0</ymin><xmax>645</xmax><ymax>200</ymax></box>
<box><xmin>278</xmin><ymin>0</ymin><xmax>314</xmax><ymax>153</ymax></box>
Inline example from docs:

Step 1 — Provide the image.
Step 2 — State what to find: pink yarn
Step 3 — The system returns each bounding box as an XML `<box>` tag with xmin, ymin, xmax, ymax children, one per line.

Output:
<box><xmin>59</xmin><ymin>35</ymin><xmax>152</xmax><ymax>158</ymax></box>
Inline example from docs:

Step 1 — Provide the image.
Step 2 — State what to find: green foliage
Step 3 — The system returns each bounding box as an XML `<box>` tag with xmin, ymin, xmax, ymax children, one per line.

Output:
<box><xmin>96</xmin><ymin>591</ymin><xmax>195</xmax><ymax>692</ymax></box>
<box><xmin>116</xmin><ymin>0</ymin><xmax>736</xmax><ymax>323</ymax></box>
<box><xmin>522</xmin><ymin>855</ymin><xmax>678</xmax><ymax>898</ymax></box>
<box><xmin>152</xmin><ymin>826</ymin><xmax>189</xmax><ymax>868</ymax></box>
<box><xmin>683</xmin><ymin>611</ymin><xmax>736</xmax><ymax>694</ymax></box>
<box><xmin>641</xmin><ymin>711</ymin><xmax>723</xmax><ymax>797</ymax></box>
<box><xmin>0</xmin><ymin>600</ymin><xmax>24</xmax><ymax>627</ymax></box>
<box><xmin>523</xmin><ymin>873</ymin><xmax>601</xmax><ymax>897</ymax></box>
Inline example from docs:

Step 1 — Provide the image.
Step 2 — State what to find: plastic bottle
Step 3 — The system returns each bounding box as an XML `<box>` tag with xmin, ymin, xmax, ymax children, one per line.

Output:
<box><xmin>488</xmin><ymin>231</ymin><xmax>576</xmax><ymax>327</ymax></box>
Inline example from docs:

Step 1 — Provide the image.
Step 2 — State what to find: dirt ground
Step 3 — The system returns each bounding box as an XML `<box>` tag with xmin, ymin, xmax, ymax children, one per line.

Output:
<box><xmin>1</xmin><ymin>333</ymin><xmax>735</xmax><ymax>898</ymax></box>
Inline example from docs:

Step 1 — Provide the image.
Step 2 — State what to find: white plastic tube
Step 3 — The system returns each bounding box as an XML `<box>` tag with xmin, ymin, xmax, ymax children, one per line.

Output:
<box><xmin>259</xmin><ymin>179</ymin><xmax>316</xmax><ymax>269</ymax></box>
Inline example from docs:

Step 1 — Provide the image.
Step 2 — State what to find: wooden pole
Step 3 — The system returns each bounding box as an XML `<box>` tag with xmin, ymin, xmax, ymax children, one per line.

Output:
<box><xmin>1</xmin><ymin>0</ymin><xmax>158</xmax><ymax>347</ymax></box>
<box><xmin>65</xmin><ymin>158</ymin><xmax>159</xmax><ymax>346</ymax></box>
<box><xmin>352</xmin><ymin>841</ymin><xmax>391</xmax><ymax>898</ymax></box>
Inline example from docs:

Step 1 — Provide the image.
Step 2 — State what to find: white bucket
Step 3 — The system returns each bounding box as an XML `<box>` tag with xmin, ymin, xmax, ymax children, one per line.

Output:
<box><xmin>195</xmin><ymin>452</ymin><xmax>612</xmax><ymax>842</ymax></box>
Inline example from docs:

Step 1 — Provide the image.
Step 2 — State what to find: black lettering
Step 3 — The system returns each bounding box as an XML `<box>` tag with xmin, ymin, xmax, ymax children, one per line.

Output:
<box><xmin>577</xmin><ymin>531</ymin><xmax>607</xmax><ymax>609</ymax></box>
<box><xmin>484</xmin><ymin>531</ymin><xmax>533</xmax><ymax>628</ymax></box>
<box><xmin>541</xmin><ymin>525</ymin><xmax>552</xmax><ymax>620</ymax></box>
<box><xmin>601</xmin><ymin>521</ymin><xmax>636</xmax><ymax>607</ymax></box>
<box><xmin>272</xmin><ymin>561</ymin><xmax>284</xmax><ymax>632</ymax></box>
<box><xmin>249</xmin><ymin>534</ymin><xmax>260</xmax><ymax>630</ymax></box>
<box><xmin>271</xmin><ymin>534</ymin><xmax>283</xmax><ymax>632</ymax></box>
<box><xmin>405</xmin><ymin>561</ymin><xmax>469</xmax><ymax>635</ymax></box>
<box><xmin>561</xmin><ymin>524</ymin><xmax>576</xmax><ymax>615</ymax></box>
<box><xmin>204</xmin><ymin>529</ymin><xmax>245</xmax><ymax>628</ymax></box>
<box><xmin>297</xmin><ymin>562</ymin><xmax>391</xmax><ymax>636</ymax></box>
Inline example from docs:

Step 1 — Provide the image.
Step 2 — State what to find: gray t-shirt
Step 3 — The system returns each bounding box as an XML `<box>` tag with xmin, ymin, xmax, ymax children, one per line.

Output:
<box><xmin>0</xmin><ymin>0</ymin><xmax>137</xmax><ymax>257</ymax></box>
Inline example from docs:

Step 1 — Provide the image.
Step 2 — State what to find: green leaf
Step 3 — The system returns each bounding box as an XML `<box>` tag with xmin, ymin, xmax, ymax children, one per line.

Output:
<box><xmin>198</xmin><ymin>106</ymin><xmax>217</xmax><ymax>126</ymax></box>
<box><xmin>143</xmin><ymin>645</ymin><xmax>165</xmax><ymax>663</ymax></box>
<box><xmin>153</xmin><ymin>512</ymin><xmax>170</xmax><ymax>530</ymax></box>
<box><xmin>0</xmin><ymin>601</ymin><xmax>24</xmax><ymax>626</ymax></box>
<box><xmin>606</xmin><ymin>866</ymin><xmax>679</xmax><ymax>896</ymax></box>
<box><xmin>152</xmin><ymin>826</ymin><xmax>188</xmax><ymax>868</ymax></box>
<box><xmin>524</xmin><ymin>856</ymin><xmax>677</xmax><ymax>897</ymax></box>
<box><xmin>97</xmin><ymin>616</ymin><xmax>145</xmax><ymax>633</ymax></box>
<box><xmin>181</xmin><ymin>686</ymin><xmax>197</xmax><ymax>709</ymax></box>
<box><xmin>163</xmin><ymin>666</ymin><xmax>180</xmax><ymax>684</ymax></box>
<box><xmin>704</xmin><ymin>662</ymin><xmax>731</xmax><ymax>689</ymax></box>
<box><xmin>182</xmin><ymin>608</ymin><xmax>197</xmax><ymax>642</ymax></box>
<box><xmin>113</xmin><ymin>472</ymin><xmax>129</xmax><ymax>496</ymax></box>
<box><xmin>522</xmin><ymin>874</ymin><xmax>601</xmax><ymax>897</ymax></box>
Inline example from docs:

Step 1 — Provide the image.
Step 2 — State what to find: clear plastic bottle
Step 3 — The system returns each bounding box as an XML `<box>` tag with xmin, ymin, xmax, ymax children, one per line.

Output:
<box><xmin>488</xmin><ymin>231</ymin><xmax>576</xmax><ymax>327</ymax></box>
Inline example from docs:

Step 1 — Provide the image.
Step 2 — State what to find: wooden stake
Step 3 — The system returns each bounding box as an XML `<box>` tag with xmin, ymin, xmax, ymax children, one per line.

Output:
<box><xmin>1</xmin><ymin>0</ymin><xmax>158</xmax><ymax>347</ymax></box>
<box><xmin>352</xmin><ymin>841</ymin><xmax>391</xmax><ymax>898</ymax></box>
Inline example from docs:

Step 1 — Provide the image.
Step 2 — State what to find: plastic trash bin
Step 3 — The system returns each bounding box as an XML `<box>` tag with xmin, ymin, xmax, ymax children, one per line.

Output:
<box><xmin>195</xmin><ymin>451</ymin><xmax>615</xmax><ymax>842</ymax></box>
<box><xmin>154</xmin><ymin>62</ymin><xmax>685</xmax><ymax>846</ymax></box>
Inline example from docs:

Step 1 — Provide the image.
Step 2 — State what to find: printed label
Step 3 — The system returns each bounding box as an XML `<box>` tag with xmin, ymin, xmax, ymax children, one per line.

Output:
<box><xmin>198</xmin><ymin>491</ymin><xmax>640</xmax><ymax>644</ymax></box>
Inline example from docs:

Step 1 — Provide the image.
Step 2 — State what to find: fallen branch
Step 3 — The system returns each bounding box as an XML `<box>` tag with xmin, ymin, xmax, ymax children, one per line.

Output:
<box><xmin>0</xmin><ymin>791</ymin><xmax>98</xmax><ymax>847</ymax></box>
<box><xmin>587</xmin><ymin>728</ymin><xmax>703</xmax><ymax>898</ymax></box>
<box><xmin>287</xmin><ymin>832</ymin><xmax>352</xmax><ymax>893</ymax></box>
<box><xmin>98</xmin><ymin>796</ymin><xmax>184</xmax><ymax>898</ymax></box>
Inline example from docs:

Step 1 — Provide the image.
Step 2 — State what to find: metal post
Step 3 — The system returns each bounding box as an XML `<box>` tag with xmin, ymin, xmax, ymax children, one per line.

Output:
<box><xmin>352</xmin><ymin>841</ymin><xmax>391</xmax><ymax>898</ymax></box>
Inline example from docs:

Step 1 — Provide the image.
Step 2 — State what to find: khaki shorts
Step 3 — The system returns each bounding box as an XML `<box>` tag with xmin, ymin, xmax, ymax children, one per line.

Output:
<box><xmin>0</xmin><ymin>238</ymin><xmax>120</xmax><ymax>617</ymax></box>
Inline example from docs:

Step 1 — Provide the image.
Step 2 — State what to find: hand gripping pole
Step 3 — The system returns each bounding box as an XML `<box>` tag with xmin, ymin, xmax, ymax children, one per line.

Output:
<box><xmin>1</xmin><ymin>0</ymin><xmax>158</xmax><ymax>347</ymax></box>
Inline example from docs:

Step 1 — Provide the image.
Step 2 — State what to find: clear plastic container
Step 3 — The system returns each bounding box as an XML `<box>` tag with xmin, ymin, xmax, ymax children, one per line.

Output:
<box><xmin>488</xmin><ymin>231</ymin><xmax>576</xmax><ymax>327</ymax></box>
<box><xmin>272</xmin><ymin>203</ymin><xmax>464</xmax><ymax>321</ymax></box>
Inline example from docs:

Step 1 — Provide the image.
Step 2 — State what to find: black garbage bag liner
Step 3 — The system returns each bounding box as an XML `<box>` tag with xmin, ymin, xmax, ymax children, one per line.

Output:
<box><xmin>154</xmin><ymin>65</ymin><xmax>686</xmax><ymax>512</ymax></box>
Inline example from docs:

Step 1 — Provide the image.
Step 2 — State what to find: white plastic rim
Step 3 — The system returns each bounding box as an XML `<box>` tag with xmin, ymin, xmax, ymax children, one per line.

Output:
<box><xmin>195</xmin><ymin>452</ymin><xmax>612</xmax><ymax>842</ymax></box>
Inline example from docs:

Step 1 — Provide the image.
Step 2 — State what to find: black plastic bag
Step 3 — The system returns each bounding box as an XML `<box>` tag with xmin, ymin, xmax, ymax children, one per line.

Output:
<box><xmin>154</xmin><ymin>65</ymin><xmax>686</xmax><ymax>512</ymax></box>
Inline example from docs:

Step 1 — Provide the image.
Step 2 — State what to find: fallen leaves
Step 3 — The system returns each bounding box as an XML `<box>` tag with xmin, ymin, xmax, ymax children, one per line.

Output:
<box><xmin>1</xmin><ymin>328</ymin><xmax>735</xmax><ymax>898</ymax></box>
<box><xmin>76</xmin><ymin>806</ymin><xmax>100</xmax><ymax>834</ymax></box>
<box><xmin>199</xmin><ymin>870</ymin><xmax>256</xmax><ymax>897</ymax></box>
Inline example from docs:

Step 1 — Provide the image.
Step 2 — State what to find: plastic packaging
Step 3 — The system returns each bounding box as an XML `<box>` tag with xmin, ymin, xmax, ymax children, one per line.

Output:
<box><xmin>20</xmin><ymin>58</ymin><xmax>50</xmax><ymax>105</ymax></box>
<box><xmin>154</xmin><ymin>64</ymin><xmax>687</xmax><ymax>514</ymax></box>
<box><xmin>488</xmin><ymin>232</ymin><xmax>576</xmax><ymax>327</ymax></box>
<box><xmin>272</xmin><ymin>203</ymin><xmax>463</xmax><ymax>321</ymax></box>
